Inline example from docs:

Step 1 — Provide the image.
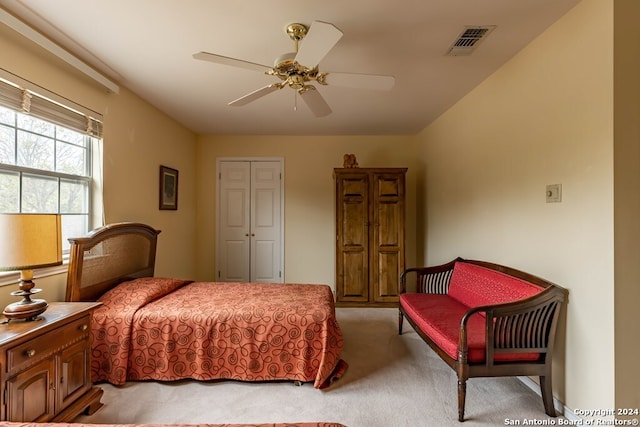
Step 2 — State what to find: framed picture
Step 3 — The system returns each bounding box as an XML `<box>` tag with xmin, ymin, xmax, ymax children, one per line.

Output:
<box><xmin>159</xmin><ymin>165</ymin><xmax>179</xmax><ymax>210</ymax></box>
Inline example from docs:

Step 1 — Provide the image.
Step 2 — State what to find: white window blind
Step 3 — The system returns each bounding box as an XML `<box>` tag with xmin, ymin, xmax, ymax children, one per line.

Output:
<box><xmin>0</xmin><ymin>76</ymin><xmax>102</xmax><ymax>138</ymax></box>
<box><xmin>0</xmin><ymin>72</ymin><xmax>103</xmax><ymax>256</ymax></box>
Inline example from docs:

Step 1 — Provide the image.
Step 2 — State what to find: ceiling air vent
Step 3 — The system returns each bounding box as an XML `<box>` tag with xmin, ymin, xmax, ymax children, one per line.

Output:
<box><xmin>446</xmin><ymin>25</ymin><xmax>496</xmax><ymax>56</ymax></box>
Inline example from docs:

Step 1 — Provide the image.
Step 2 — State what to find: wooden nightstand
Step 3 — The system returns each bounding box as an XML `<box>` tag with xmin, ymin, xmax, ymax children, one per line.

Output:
<box><xmin>0</xmin><ymin>302</ymin><xmax>103</xmax><ymax>422</ymax></box>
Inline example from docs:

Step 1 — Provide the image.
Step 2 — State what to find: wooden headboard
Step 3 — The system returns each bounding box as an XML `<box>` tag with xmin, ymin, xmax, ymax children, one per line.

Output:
<box><xmin>66</xmin><ymin>222</ymin><xmax>161</xmax><ymax>301</ymax></box>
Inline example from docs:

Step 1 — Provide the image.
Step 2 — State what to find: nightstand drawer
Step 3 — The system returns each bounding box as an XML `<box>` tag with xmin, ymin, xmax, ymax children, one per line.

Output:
<box><xmin>6</xmin><ymin>315</ymin><xmax>91</xmax><ymax>374</ymax></box>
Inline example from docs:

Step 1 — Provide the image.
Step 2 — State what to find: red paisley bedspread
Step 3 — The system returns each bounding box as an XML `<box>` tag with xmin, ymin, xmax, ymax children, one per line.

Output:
<box><xmin>91</xmin><ymin>279</ymin><xmax>346</xmax><ymax>389</ymax></box>
<box><xmin>1</xmin><ymin>423</ymin><xmax>346</xmax><ymax>427</ymax></box>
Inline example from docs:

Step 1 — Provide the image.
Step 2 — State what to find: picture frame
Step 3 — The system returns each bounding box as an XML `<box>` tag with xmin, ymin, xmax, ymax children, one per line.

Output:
<box><xmin>159</xmin><ymin>165</ymin><xmax>179</xmax><ymax>210</ymax></box>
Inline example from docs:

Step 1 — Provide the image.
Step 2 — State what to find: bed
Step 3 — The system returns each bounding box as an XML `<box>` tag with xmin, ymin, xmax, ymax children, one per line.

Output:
<box><xmin>65</xmin><ymin>222</ymin><xmax>347</xmax><ymax>389</ymax></box>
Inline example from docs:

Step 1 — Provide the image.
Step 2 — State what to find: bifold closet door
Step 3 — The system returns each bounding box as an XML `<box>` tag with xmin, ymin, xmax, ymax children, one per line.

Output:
<box><xmin>217</xmin><ymin>160</ymin><xmax>282</xmax><ymax>283</ymax></box>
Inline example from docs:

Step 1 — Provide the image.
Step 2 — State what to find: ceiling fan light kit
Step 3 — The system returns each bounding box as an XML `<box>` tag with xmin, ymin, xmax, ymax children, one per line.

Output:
<box><xmin>193</xmin><ymin>21</ymin><xmax>395</xmax><ymax>117</ymax></box>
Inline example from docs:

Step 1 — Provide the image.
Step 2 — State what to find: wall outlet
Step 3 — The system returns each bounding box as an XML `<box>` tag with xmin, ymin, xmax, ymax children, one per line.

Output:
<box><xmin>546</xmin><ymin>184</ymin><xmax>562</xmax><ymax>203</ymax></box>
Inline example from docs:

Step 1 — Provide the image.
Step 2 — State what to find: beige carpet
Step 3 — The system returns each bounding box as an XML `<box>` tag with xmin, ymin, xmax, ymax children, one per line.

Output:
<box><xmin>75</xmin><ymin>308</ymin><xmax>560</xmax><ymax>427</ymax></box>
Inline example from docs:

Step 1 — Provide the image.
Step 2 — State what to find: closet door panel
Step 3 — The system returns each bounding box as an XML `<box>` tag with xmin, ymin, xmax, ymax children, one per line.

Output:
<box><xmin>218</xmin><ymin>162</ymin><xmax>251</xmax><ymax>282</ymax></box>
<box><xmin>251</xmin><ymin>161</ymin><xmax>281</xmax><ymax>282</ymax></box>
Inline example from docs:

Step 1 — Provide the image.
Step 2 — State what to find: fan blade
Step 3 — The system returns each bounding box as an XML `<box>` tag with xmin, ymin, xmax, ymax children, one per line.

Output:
<box><xmin>324</xmin><ymin>72</ymin><xmax>395</xmax><ymax>91</ymax></box>
<box><xmin>193</xmin><ymin>52</ymin><xmax>271</xmax><ymax>73</ymax></box>
<box><xmin>300</xmin><ymin>88</ymin><xmax>332</xmax><ymax>117</ymax></box>
<box><xmin>229</xmin><ymin>85</ymin><xmax>281</xmax><ymax>106</ymax></box>
<box><xmin>294</xmin><ymin>21</ymin><xmax>343</xmax><ymax>67</ymax></box>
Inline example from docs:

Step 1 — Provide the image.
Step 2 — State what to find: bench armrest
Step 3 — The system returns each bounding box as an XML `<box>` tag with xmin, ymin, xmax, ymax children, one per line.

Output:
<box><xmin>400</xmin><ymin>257</ymin><xmax>462</xmax><ymax>294</ymax></box>
<box><xmin>458</xmin><ymin>286</ymin><xmax>567</xmax><ymax>365</ymax></box>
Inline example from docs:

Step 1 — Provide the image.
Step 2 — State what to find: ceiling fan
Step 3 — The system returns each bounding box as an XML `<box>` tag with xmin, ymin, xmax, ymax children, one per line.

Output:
<box><xmin>193</xmin><ymin>21</ymin><xmax>395</xmax><ymax>117</ymax></box>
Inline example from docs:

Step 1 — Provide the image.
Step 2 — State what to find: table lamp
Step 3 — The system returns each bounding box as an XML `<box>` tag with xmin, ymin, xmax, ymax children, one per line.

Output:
<box><xmin>0</xmin><ymin>214</ymin><xmax>62</xmax><ymax>321</ymax></box>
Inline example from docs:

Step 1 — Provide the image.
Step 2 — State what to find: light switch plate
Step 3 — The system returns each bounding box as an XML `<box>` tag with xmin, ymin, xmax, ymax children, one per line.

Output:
<box><xmin>546</xmin><ymin>184</ymin><xmax>562</xmax><ymax>203</ymax></box>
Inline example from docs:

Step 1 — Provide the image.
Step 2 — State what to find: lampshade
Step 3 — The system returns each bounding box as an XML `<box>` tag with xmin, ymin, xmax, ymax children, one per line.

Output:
<box><xmin>0</xmin><ymin>214</ymin><xmax>62</xmax><ymax>321</ymax></box>
<box><xmin>0</xmin><ymin>214</ymin><xmax>62</xmax><ymax>271</ymax></box>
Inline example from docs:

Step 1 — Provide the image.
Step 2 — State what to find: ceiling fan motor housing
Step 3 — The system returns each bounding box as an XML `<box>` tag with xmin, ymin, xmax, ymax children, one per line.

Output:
<box><xmin>265</xmin><ymin>23</ymin><xmax>327</xmax><ymax>92</ymax></box>
<box><xmin>271</xmin><ymin>51</ymin><xmax>324</xmax><ymax>91</ymax></box>
<box><xmin>273</xmin><ymin>52</ymin><xmax>297</xmax><ymax>70</ymax></box>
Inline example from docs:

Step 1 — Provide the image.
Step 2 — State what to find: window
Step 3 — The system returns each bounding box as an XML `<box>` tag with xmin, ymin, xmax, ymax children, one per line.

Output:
<box><xmin>0</xmin><ymin>75</ymin><xmax>102</xmax><ymax>254</ymax></box>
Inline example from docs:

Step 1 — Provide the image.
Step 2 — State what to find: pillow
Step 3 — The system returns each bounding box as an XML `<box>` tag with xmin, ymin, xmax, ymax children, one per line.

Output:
<box><xmin>98</xmin><ymin>277</ymin><xmax>192</xmax><ymax>310</ymax></box>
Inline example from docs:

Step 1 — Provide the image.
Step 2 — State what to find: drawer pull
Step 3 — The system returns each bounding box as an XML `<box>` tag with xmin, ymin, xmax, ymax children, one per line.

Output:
<box><xmin>79</xmin><ymin>324</ymin><xmax>88</xmax><ymax>332</ymax></box>
<box><xmin>25</xmin><ymin>349</ymin><xmax>36</xmax><ymax>358</ymax></box>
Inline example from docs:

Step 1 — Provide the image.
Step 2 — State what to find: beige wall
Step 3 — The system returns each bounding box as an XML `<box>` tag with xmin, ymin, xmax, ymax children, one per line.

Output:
<box><xmin>100</xmin><ymin>87</ymin><xmax>197</xmax><ymax>280</ymax></box>
<box><xmin>0</xmin><ymin>20</ymin><xmax>198</xmax><ymax>306</ymax></box>
<box><xmin>3</xmin><ymin>0</ymin><xmax>636</xmax><ymax>416</ymax></box>
<box><xmin>195</xmin><ymin>135</ymin><xmax>418</xmax><ymax>289</ymax></box>
<box><xmin>613</xmin><ymin>0</ymin><xmax>640</xmax><ymax>413</ymax></box>
<box><xmin>417</xmin><ymin>0</ymin><xmax>614</xmax><ymax>412</ymax></box>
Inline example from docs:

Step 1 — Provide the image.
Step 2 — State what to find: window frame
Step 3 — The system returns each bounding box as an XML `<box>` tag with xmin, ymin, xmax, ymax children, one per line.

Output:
<box><xmin>0</xmin><ymin>72</ymin><xmax>102</xmax><ymax>286</ymax></box>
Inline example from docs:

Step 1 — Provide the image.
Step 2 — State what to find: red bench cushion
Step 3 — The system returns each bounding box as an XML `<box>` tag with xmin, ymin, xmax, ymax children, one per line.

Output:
<box><xmin>400</xmin><ymin>293</ymin><xmax>540</xmax><ymax>363</ymax></box>
<box><xmin>448</xmin><ymin>262</ymin><xmax>543</xmax><ymax>309</ymax></box>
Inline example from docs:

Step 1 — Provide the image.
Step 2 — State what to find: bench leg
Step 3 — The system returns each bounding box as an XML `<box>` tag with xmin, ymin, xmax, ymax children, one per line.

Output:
<box><xmin>458</xmin><ymin>379</ymin><xmax>467</xmax><ymax>422</ymax></box>
<box><xmin>398</xmin><ymin>311</ymin><xmax>404</xmax><ymax>334</ymax></box>
<box><xmin>540</xmin><ymin>375</ymin><xmax>557</xmax><ymax>417</ymax></box>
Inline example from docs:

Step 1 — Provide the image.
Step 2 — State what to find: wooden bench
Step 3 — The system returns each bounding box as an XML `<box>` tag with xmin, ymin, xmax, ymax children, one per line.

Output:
<box><xmin>399</xmin><ymin>257</ymin><xmax>568</xmax><ymax>422</ymax></box>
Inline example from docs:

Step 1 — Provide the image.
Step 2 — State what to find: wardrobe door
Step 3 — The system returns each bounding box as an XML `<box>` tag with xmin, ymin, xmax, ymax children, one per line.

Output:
<box><xmin>370</xmin><ymin>171</ymin><xmax>405</xmax><ymax>304</ymax></box>
<box><xmin>335</xmin><ymin>167</ymin><xmax>406</xmax><ymax>306</ymax></box>
<box><xmin>335</xmin><ymin>170</ymin><xmax>369</xmax><ymax>302</ymax></box>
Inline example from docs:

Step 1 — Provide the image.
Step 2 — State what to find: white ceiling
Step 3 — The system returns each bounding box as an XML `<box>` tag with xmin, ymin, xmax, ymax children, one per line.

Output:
<box><xmin>1</xmin><ymin>0</ymin><xmax>581</xmax><ymax>135</ymax></box>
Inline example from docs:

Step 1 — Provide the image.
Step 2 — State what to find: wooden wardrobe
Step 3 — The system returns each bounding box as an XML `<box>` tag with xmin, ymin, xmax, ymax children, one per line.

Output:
<box><xmin>334</xmin><ymin>167</ymin><xmax>407</xmax><ymax>306</ymax></box>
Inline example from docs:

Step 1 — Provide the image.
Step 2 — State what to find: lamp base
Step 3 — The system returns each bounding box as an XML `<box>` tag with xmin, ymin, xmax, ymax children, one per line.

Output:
<box><xmin>3</xmin><ymin>298</ymin><xmax>48</xmax><ymax>321</ymax></box>
<box><xmin>3</xmin><ymin>281</ymin><xmax>48</xmax><ymax>321</ymax></box>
